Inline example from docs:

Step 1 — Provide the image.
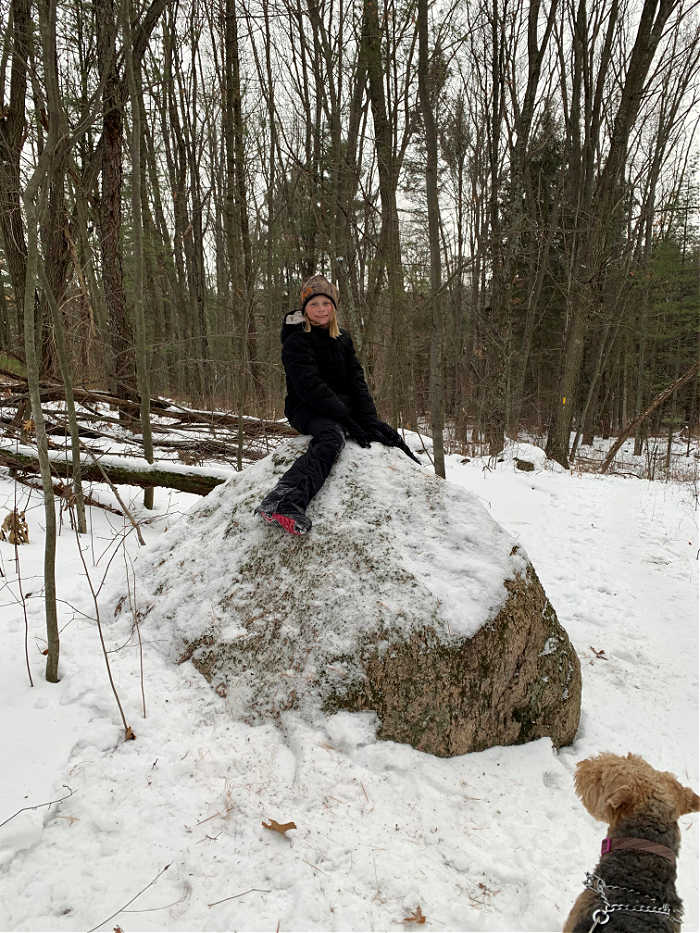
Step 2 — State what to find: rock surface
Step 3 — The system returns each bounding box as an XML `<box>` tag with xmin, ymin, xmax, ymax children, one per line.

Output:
<box><xmin>125</xmin><ymin>438</ymin><xmax>581</xmax><ymax>756</ymax></box>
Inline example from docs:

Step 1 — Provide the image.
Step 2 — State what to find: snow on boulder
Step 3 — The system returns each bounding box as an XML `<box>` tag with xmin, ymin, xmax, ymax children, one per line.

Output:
<box><xmin>124</xmin><ymin>439</ymin><xmax>581</xmax><ymax>756</ymax></box>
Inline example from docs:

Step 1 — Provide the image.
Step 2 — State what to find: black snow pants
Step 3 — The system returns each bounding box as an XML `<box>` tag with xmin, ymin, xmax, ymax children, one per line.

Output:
<box><xmin>263</xmin><ymin>413</ymin><xmax>345</xmax><ymax>514</ymax></box>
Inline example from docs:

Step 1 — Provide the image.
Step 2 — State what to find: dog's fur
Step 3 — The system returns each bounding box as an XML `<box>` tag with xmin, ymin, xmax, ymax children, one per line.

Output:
<box><xmin>564</xmin><ymin>753</ymin><xmax>699</xmax><ymax>932</ymax></box>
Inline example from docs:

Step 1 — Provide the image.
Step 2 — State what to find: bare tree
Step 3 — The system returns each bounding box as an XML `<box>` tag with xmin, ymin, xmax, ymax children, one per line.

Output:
<box><xmin>546</xmin><ymin>0</ymin><xmax>682</xmax><ymax>466</ymax></box>
<box><xmin>417</xmin><ymin>0</ymin><xmax>445</xmax><ymax>476</ymax></box>
<box><xmin>0</xmin><ymin>0</ymin><xmax>32</xmax><ymax>348</ymax></box>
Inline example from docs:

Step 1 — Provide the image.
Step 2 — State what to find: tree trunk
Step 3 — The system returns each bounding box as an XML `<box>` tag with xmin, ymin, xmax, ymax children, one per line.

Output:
<box><xmin>38</xmin><ymin>264</ymin><xmax>88</xmax><ymax>533</ymax></box>
<box><xmin>23</xmin><ymin>184</ymin><xmax>60</xmax><ymax>682</ymax></box>
<box><xmin>548</xmin><ymin>0</ymin><xmax>677</xmax><ymax>467</ymax></box>
<box><xmin>95</xmin><ymin>0</ymin><xmax>135</xmax><ymax>401</ymax></box>
<box><xmin>121</xmin><ymin>0</ymin><xmax>155</xmax><ymax>507</ymax></box>
<box><xmin>417</xmin><ymin>0</ymin><xmax>445</xmax><ymax>478</ymax></box>
<box><xmin>0</xmin><ymin>0</ymin><xmax>31</xmax><ymax>350</ymax></box>
<box><xmin>361</xmin><ymin>0</ymin><xmax>407</xmax><ymax>424</ymax></box>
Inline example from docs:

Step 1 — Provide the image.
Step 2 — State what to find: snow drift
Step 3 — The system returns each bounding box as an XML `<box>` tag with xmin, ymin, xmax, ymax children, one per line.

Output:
<box><xmin>122</xmin><ymin>438</ymin><xmax>581</xmax><ymax>755</ymax></box>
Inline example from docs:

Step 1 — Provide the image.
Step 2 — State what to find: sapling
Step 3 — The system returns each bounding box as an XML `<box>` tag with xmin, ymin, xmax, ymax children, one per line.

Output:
<box><xmin>69</xmin><ymin>502</ymin><xmax>135</xmax><ymax>741</ymax></box>
<box><xmin>10</xmin><ymin>479</ymin><xmax>33</xmax><ymax>687</ymax></box>
<box><xmin>123</xmin><ymin>548</ymin><xmax>147</xmax><ymax>719</ymax></box>
<box><xmin>22</xmin><ymin>182</ymin><xmax>59</xmax><ymax>683</ymax></box>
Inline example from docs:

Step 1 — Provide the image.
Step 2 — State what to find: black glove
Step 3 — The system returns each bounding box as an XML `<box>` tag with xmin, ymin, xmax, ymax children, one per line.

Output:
<box><xmin>363</xmin><ymin>419</ymin><xmax>393</xmax><ymax>445</ymax></box>
<box><xmin>396</xmin><ymin>438</ymin><xmax>422</xmax><ymax>464</ymax></box>
<box><xmin>379</xmin><ymin>422</ymin><xmax>402</xmax><ymax>446</ymax></box>
<box><xmin>367</xmin><ymin>419</ymin><xmax>421</xmax><ymax>463</ymax></box>
<box><xmin>343</xmin><ymin>417</ymin><xmax>372</xmax><ymax>448</ymax></box>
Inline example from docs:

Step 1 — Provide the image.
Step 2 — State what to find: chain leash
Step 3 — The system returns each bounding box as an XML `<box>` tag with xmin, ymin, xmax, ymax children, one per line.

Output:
<box><xmin>583</xmin><ymin>872</ymin><xmax>683</xmax><ymax>932</ymax></box>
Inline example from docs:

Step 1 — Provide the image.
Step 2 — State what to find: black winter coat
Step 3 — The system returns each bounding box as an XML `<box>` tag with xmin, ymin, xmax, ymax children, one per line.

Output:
<box><xmin>280</xmin><ymin>310</ymin><xmax>377</xmax><ymax>425</ymax></box>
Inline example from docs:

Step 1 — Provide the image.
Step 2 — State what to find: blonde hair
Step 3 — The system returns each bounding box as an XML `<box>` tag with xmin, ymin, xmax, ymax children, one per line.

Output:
<box><xmin>303</xmin><ymin>305</ymin><xmax>340</xmax><ymax>338</ymax></box>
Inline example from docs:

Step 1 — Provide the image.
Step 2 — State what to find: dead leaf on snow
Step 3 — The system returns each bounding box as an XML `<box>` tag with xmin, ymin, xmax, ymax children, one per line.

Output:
<box><xmin>477</xmin><ymin>881</ymin><xmax>501</xmax><ymax>896</ymax></box>
<box><xmin>262</xmin><ymin>819</ymin><xmax>296</xmax><ymax>835</ymax></box>
<box><xmin>403</xmin><ymin>904</ymin><xmax>426</xmax><ymax>924</ymax></box>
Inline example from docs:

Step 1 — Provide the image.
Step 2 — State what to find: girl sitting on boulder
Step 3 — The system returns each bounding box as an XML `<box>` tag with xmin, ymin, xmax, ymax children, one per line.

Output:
<box><xmin>255</xmin><ymin>274</ymin><xmax>419</xmax><ymax>536</ymax></box>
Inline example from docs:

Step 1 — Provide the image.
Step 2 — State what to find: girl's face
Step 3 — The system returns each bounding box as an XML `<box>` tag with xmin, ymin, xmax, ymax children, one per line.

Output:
<box><xmin>305</xmin><ymin>295</ymin><xmax>334</xmax><ymax>328</ymax></box>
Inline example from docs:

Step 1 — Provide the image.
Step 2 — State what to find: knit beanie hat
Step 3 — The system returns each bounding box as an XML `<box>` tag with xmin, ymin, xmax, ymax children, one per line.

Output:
<box><xmin>300</xmin><ymin>274</ymin><xmax>339</xmax><ymax>311</ymax></box>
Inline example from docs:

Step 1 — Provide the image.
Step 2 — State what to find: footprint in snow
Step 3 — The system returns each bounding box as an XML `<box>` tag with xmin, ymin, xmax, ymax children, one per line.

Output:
<box><xmin>541</xmin><ymin>770</ymin><xmax>562</xmax><ymax>789</ymax></box>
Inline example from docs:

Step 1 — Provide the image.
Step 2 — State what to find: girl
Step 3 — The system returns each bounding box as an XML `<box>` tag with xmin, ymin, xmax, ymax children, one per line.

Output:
<box><xmin>256</xmin><ymin>274</ymin><xmax>418</xmax><ymax>535</ymax></box>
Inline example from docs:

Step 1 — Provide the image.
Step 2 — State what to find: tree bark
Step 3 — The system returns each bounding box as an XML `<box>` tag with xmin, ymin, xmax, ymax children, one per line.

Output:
<box><xmin>0</xmin><ymin>446</ymin><xmax>230</xmax><ymax>495</ymax></box>
<box><xmin>417</xmin><ymin>0</ymin><xmax>445</xmax><ymax>478</ymax></box>
<box><xmin>95</xmin><ymin>0</ymin><xmax>135</xmax><ymax>400</ymax></box>
<box><xmin>361</xmin><ymin>0</ymin><xmax>408</xmax><ymax>423</ymax></box>
<box><xmin>0</xmin><ymin>0</ymin><xmax>31</xmax><ymax>348</ymax></box>
<box><xmin>121</xmin><ymin>0</ymin><xmax>155</xmax><ymax>508</ymax></box>
<box><xmin>38</xmin><ymin>265</ymin><xmax>88</xmax><ymax>533</ymax></box>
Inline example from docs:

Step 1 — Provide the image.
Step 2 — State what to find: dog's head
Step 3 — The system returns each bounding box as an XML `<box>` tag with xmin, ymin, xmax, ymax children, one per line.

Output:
<box><xmin>574</xmin><ymin>752</ymin><xmax>699</xmax><ymax>828</ymax></box>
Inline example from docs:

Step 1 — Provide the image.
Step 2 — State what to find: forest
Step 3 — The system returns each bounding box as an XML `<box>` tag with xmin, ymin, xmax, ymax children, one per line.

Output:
<box><xmin>0</xmin><ymin>7</ymin><xmax>698</xmax><ymax>918</ymax></box>
<box><xmin>0</xmin><ymin>0</ymin><xmax>698</xmax><ymax>474</ymax></box>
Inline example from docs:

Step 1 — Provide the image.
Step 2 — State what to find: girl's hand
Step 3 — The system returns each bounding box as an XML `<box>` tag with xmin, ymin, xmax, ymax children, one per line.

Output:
<box><xmin>343</xmin><ymin>418</ymin><xmax>372</xmax><ymax>448</ymax></box>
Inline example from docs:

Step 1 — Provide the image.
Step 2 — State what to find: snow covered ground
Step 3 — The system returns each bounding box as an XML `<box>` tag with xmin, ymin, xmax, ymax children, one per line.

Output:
<box><xmin>0</xmin><ymin>432</ymin><xmax>697</xmax><ymax>932</ymax></box>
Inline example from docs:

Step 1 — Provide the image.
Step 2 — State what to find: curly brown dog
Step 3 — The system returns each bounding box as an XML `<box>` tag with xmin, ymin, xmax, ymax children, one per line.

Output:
<box><xmin>563</xmin><ymin>753</ymin><xmax>699</xmax><ymax>932</ymax></box>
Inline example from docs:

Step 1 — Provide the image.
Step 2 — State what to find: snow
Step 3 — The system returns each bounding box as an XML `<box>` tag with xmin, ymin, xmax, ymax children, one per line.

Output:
<box><xmin>0</xmin><ymin>434</ymin><xmax>697</xmax><ymax>932</ymax></box>
<box><xmin>0</xmin><ymin>439</ymin><xmax>234</xmax><ymax>481</ymax></box>
<box><xmin>124</xmin><ymin>437</ymin><xmax>529</xmax><ymax>729</ymax></box>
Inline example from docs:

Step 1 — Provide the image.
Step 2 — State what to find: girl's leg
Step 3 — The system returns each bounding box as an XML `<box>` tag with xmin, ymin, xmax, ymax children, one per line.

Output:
<box><xmin>256</xmin><ymin>416</ymin><xmax>345</xmax><ymax>533</ymax></box>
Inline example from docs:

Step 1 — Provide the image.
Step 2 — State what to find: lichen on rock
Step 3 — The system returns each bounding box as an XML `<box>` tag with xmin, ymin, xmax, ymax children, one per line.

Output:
<box><xmin>121</xmin><ymin>438</ymin><xmax>581</xmax><ymax>756</ymax></box>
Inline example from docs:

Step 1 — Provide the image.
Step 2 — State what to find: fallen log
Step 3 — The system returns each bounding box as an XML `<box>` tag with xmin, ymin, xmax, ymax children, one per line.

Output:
<box><xmin>0</xmin><ymin>444</ymin><xmax>231</xmax><ymax>496</ymax></box>
<box><xmin>1</xmin><ymin>379</ymin><xmax>294</xmax><ymax>436</ymax></box>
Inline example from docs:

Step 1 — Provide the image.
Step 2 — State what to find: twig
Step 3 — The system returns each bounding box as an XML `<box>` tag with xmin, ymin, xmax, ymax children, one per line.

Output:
<box><xmin>11</xmin><ymin>474</ymin><xmax>34</xmax><ymax>687</ymax></box>
<box><xmin>81</xmin><ymin>444</ymin><xmax>145</xmax><ymax>546</ymax></box>
<box><xmin>13</xmin><ymin>473</ymin><xmax>123</xmax><ymax>515</ymax></box>
<box><xmin>87</xmin><ymin>863</ymin><xmax>171</xmax><ymax>932</ymax></box>
<box><xmin>208</xmin><ymin>888</ymin><xmax>271</xmax><ymax>908</ymax></box>
<box><xmin>301</xmin><ymin>858</ymin><xmax>328</xmax><ymax>874</ymax></box>
<box><xmin>1</xmin><ymin>785</ymin><xmax>73</xmax><ymax>829</ymax></box>
<box><xmin>195</xmin><ymin>805</ymin><xmax>235</xmax><ymax>826</ymax></box>
<box><xmin>414</xmin><ymin>430</ymin><xmax>434</xmax><ymax>467</ymax></box>
<box><xmin>121</xmin><ymin>892</ymin><xmax>189</xmax><ymax>913</ymax></box>
<box><xmin>69</xmin><ymin>503</ymin><xmax>134</xmax><ymax>741</ymax></box>
<box><xmin>94</xmin><ymin>524</ymin><xmax>134</xmax><ymax>591</ymax></box>
<box><xmin>124</xmin><ymin>549</ymin><xmax>146</xmax><ymax>718</ymax></box>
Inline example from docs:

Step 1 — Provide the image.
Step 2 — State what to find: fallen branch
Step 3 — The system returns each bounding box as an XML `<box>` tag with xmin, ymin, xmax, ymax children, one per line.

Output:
<box><xmin>600</xmin><ymin>362</ymin><xmax>699</xmax><ymax>474</ymax></box>
<box><xmin>2</xmin><ymin>377</ymin><xmax>294</xmax><ymax>435</ymax></box>
<box><xmin>0</xmin><ymin>443</ymin><xmax>230</xmax><ymax>496</ymax></box>
<box><xmin>208</xmin><ymin>888</ymin><xmax>271</xmax><ymax>908</ymax></box>
<box><xmin>87</xmin><ymin>863</ymin><xmax>171</xmax><ymax>932</ymax></box>
<box><xmin>1</xmin><ymin>785</ymin><xmax>74</xmax><ymax>829</ymax></box>
<box><xmin>14</xmin><ymin>474</ymin><xmax>123</xmax><ymax>515</ymax></box>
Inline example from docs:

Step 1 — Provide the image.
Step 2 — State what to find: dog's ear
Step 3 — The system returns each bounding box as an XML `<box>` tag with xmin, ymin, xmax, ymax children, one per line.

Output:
<box><xmin>680</xmin><ymin>786</ymin><xmax>700</xmax><ymax>814</ymax></box>
<box><xmin>574</xmin><ymin>754</ymin><xmax>646</xmax><ymax>823</ymax></box>
<box><xmin>574</xmin><ymin>754</ymin><xmax>622</xmax><ymax>822</ymax></box>
<box><xmin>606</xmin><ymin>785</ymin><xmax>633</xmax><ymax>810</ymax></box>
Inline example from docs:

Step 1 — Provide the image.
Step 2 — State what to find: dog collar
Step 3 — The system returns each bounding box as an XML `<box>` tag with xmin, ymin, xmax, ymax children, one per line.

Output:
<box><xmin>585</xmin><ymin>872</ymin><xmax>683</xmax><ymax>929</ymax></box>
<box><xmin>601</xmin><ymin>836</ymin><xmax>677</xmax><ymax>865</ymax></box>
